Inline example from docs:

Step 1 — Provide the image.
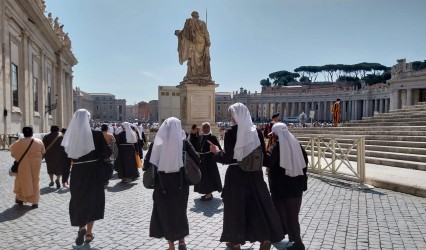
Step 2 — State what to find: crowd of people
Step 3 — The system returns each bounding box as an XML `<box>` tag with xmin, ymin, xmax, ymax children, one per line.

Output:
<box><xmin>9</xmin><ymin>103</ymin><xmax>309</xmax><ymax>250</ymax></box>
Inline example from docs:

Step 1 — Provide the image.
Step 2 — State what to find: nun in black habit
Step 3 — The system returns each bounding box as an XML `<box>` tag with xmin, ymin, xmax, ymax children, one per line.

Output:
<box><xmin>61</xmin><ymin>109</ymin><xmax>110</xmax><ymax>248</ymax></box>
<box><xmin>115</xmin><ymin>122</ymin><xmax>140</xmax><ymax>182</ymax></box>
<box><xmin>194</xmin><ymin>122</ymin><xmax>222</xmax><ymax>201</ymax></box>
<box><xmin>147</xmin><ymin>117</ymin><xmax>200</xmax><ymax>250</ymax></box>
<box><xmin>208</xmin><ymin>103</ymin><xmax>284</xmax><ymax>250</ymax></box>
<box><xmin>264</xmin><ymin>122</ymin><xmax>308</xmax><ymax>250</ymax></box>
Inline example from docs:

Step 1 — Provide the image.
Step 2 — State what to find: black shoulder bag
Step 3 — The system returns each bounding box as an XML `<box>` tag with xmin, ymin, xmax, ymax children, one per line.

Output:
<box><xmin>9</xmin><ymin>139</ymin><xmax>34</xmax><ymax>176</ymax></box>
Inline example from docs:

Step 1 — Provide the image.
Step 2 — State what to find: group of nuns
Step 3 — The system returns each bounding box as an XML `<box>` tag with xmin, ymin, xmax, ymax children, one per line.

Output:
<box><xmin>63</xmin><ymin>102</ymin><xmax>307</xmax><ymax>250</ymax></box>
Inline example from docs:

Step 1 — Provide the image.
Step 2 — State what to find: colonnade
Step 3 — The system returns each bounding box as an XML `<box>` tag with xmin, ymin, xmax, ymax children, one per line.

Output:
<box><xmin>249</xmin><ymin>98</ymin><xmax>390</xmax><ymax>122</ymax></box>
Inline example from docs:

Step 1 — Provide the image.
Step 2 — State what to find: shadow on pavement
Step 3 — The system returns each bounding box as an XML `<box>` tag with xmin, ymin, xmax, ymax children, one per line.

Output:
<box><xmin>0</xmin><ymin>205</ymin><xmax>32</xmax><ymax>223</ymax></box>
<box><xmin>312</xmin><ymin>175</ymin><xmax>385</xmax><ymax>195</ymax></box>
<box><xmin>40</xmin><ymin>186</ymin><xmax>56</xmax><ymax>195</ymax></box>
<box><xmin>190</xmin><ymin>197</ymin><xmax>223</xmax><ymax>217</ymax></box>
<box><xmin>57</xmin><ymin>188</ymin><xmax>70</xmax><ymax>194</ymax></box>
<box><xmin>273</xmin><ymin>240</ymin><xmax>291</xmax><ymax>250</ymax></box>
<box><xmin>106</xmin><ymin>182</ymin><xmax>137</xmax><ymax>192</ymax></box>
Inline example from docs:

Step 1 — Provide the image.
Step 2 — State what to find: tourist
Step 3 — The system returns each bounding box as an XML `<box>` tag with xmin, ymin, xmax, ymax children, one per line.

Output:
<box><xmin>264</xmin><ymin>122</ymin><xmax>308</xmax><ymax>250</ymax></box>
<box><xmin>42</xmin><ymin>125</ymin><xmax>63</xmax><ymax>189</ymax></box>
<box><xmin>61</xmin><ymin>109</ymin><xmax>110</xmax><ymax>248</ymax></box>
<box><xmin>10</xmin><ymin>126</ymin><xmax>45</xmax><ymax>208</ymax></box>
<box><xmin>147</xmin><ymin>117</ymin><xmax>200</xmax><ymax>250</ymax></box>
<box><xmin>208</xmin><ymin>103</ymin><xmax>284</xmax><ymax>250</ymax></box>
<box><xmin>194</xmin><ymin>122</ymin><xmax>222</xmax><ymax>201</ymax></box>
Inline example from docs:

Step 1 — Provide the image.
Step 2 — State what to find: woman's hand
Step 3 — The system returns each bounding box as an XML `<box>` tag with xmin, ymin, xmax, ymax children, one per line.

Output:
<box><xmin>207</xmin><ymin>140</ymin><xmax>220</xmax><ymax>155</ymax></box>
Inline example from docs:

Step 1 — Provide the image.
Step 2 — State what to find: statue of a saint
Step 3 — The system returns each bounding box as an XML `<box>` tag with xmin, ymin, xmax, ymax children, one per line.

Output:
<box><xmin>53</xmin><ymin>17</ymin><xmax>60</xmax><ymax>32</ymax></box>
<box><xmin>175</xmin><ymin>11</ymin><xmax>212</xmax><ymax>84</ymax></box>
<box><xmin>47</xmin><ymin>13</ymin><xmax>53</xmax><ymax>27</ymax></box>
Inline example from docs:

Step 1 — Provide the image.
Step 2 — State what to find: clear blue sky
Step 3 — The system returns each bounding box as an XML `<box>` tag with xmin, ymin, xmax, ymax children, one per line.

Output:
<box><xmin>46</xmin><ymin>0</ymin><xmax>426</xmax><ymax>104</ymax></box>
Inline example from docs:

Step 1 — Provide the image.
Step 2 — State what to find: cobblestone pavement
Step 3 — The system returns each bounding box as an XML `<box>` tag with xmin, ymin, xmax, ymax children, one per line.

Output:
<box><xmin>0</xmin><ymin>150</ymin><xmax>426</xmax><ymax>250</ymax></box>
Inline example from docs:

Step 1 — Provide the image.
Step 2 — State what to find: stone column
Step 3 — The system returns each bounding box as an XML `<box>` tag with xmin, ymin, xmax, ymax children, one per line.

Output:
<box><xmin>389</xmin><ymin>89</ymin><xmax>400</xmax><ymax>110</ymax></box>
<box><xmin>323</xmin><ymin>101</ymin><xmax>328</xmax><ymax>121</ymax></box>
<box><xmin>266</xmin><ymin>102</ymin><xmax>270</xmax><ymax>120</ymax></box>
<box><xmin>379</xmin><ymin>99</ymin><xmax>384</xmax><ymax>113</ymax></box>
<box><xmin>406</xmin><ymin>88</ymin><xmax>413</xmax><ymax>106</ymax></box>
<box><xmin>279</xmin><ymin>102</ymin><xmax>284</xmax><ymax>118</ymax></box>
<box><xmin>401</xmin><ymin>90</ymin><xmax>407</xmax><ymax>108</ymax></box>
<box><xmin>291</xmin><ymin>102</ymin><xmax>296</xmax><ymax>117</ymax></box>
<box><xmin>354</xmin><ymin>100</ymin><xmax>358</xmax><ymax>120</ymax></box>
<box><xmin>259</xmin><ymin>102</ymin><xmax>264</xmax><ymax>121</ymax></box>
<box><xmin>385</xmin><ymin>98</ymin><xmax>389</xmax><ymax>112</ymax></box>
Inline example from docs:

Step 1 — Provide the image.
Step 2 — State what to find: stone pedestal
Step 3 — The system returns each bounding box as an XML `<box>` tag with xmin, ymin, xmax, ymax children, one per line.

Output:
<box><xmin>177</xmin><ymin>81</ymin><xmax>219</xmax><ymax>134</ymax></box>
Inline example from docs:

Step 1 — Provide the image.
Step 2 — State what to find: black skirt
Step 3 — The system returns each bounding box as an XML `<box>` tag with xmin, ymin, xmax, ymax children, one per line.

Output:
<box><xmin>69</xmin><ymin>162</ymin><xmax>105</xmax><ymax>227</ymax></box>
<box><xmin>220</xmin><ymin>165</ymin><xmax>284</xmax><ymax>245</ymax></box>
<box><xmin>150</xmin><ymin>170</ymin><xmax>189</xmax><ymax>241</ymax></box>
<box><xmin>116</xmin><ymin>144</ymin><xmax>140</xmax><ymax>179</ymax></box>
<box><xmin>194</xmin><ymin>159</ymin><xmax>222</xmax><ymax>194</ymax></box>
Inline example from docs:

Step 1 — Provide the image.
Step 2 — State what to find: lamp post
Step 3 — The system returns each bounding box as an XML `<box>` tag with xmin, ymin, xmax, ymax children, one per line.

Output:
<box><xmin>45</xmin><ymin>94</ymin><xmax>58</xmax><ymax>115</ymax></box>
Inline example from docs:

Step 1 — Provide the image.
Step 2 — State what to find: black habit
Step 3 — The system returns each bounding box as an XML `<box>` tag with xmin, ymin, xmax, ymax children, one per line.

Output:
<box><xmin>69</xmin><ymin>130</ymin><xmax>110</xmax><ymax>227</ymax></box>
<box><xmin>194</xmin><ymin>134</ymin><xmax>223</xmax><ymax>194</ymax></box>
<box><xmin>147</xmin><ymin>139</ymin><xmax>200</xmax><ymax>241</ymax></box>
<box><xmin>212</xmin><ymin>125</ymin><xmax>284</xmax><ymax>245</ymax></box>
<box><xmin>115</xmin><ymin>131</ymin><xmax>140</xmax><ymax>179</ymax></box>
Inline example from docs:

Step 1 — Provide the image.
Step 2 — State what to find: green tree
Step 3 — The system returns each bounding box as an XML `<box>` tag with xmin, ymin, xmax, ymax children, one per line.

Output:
<box><xmin>268</xmin><ymin>70</ymin><xmax>300</xmax><ymax>86</ymax></box>
<box><xmin>260</xmin><ymin>78</ymin><xmax>271</xmax><ymax>87</ymax></box>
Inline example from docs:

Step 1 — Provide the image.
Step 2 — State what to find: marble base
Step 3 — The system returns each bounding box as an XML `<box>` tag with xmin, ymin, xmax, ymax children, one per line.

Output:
<box><xmin>177</xmin><ymin>81</ymin><xmax>219</xmax><ymax>134</ymax></box>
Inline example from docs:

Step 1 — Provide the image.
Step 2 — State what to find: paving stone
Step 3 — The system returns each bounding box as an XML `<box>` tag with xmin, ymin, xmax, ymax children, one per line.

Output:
<box><xmin>1</xmin><ymin>151</ymin><xmax>426</xmax><ymax>249</ymax></box>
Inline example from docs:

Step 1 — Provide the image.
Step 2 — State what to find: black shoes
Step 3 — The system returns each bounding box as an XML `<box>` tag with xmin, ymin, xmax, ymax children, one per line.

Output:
<box><xmin>55</xmin><ymin>179</ymin><xmax>61</xmax><ymax>189</ymax></box>
<box><xmin>75</xmin><ymin>228</ymin><xmax>87</xmax><ymax>246</ymax></box>
<box><xmin>49</xmin><ymin>181</ymin><xmax>54</xmax><ymax>187</ymax></box>
<box><xmin>31</xmin><ymin>204</ymin><xmax>38</xmax><ymax>209</ymax></box>
<box><xmin>15</xmin><ymin>199</ymin><xmax>23</xmax><ymax>206</ymax></box>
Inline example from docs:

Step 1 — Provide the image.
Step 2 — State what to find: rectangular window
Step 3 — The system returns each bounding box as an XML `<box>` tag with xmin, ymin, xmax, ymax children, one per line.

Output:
<box><xmin>172</xmin><ymin>92</ymin><xmax>176</xmax><ymax>96</ymax></box>
<box><xmin>12</xmin><ymin>63</ymin><xmax>19</xmax><ymax>107</ymax></box>
<box><xmin>166</xmin><ymin>92</ymin><xmax>169</xmax><ymax>96</ymax></box>
<box><xmin>33</xmin><ymin>77</ymin><xmax>38</xmax><ymax>112</ymax></box>
<box><xmin>161</xmin><ymin>92</ymin><xmax>165</xmax><ymax>96</ymax></box>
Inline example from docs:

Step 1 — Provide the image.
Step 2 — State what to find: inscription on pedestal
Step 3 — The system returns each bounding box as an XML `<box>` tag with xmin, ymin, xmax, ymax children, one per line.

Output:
<box><xmin>190</xmin><ymin>94</ymin><xmax>212</xmax><ymax>119</ymax></box>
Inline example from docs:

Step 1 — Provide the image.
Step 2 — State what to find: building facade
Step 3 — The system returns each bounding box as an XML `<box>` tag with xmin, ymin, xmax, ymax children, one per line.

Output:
<box><xmin>388</xmin><ymin>59</ymin><xmax>426</xmax><ymax>109</ymax></box>
<box><xmin>73</xmin><ymin>88</ymin><xmax>126</xmax><ymax>122</ymax></box>
<box><xmin>158</xmin><ymin>86</ymin><xmax>180</xmax><ymax>123</ymax></box>
<box><xmin>1</xmin><ymin>0</ymin><xmax>77</xmax><ymax>134</ymax></box>
<box><xmin>215</xmin><ymin>92</ymin><xmax>233</xmax><ymax>122</ymax></box>
<box><xmin>234</xmin><ymin>59</ymin><xmax>426</xmax><ymax>122</ymax></box>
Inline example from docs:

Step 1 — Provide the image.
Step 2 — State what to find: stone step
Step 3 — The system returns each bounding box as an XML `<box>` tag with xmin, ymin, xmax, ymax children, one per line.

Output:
<box><xmin>359</xmin><ymin>116</ymin><xmax>426</xmax><ymax>123</ymax></box>
<box><xmin>291</xmin><ymin>130</ymin><xmax>426</xmax><ymax>136</ymax></box>
<box><xmin>363</xmin><ymin>113</ymin><xmax>426</xmax><ymax>120</ymax></box>
<box><xmin>389</xmin><ymin>104</ymin><xmax>426</xmax><ymax>112</ymax></box>
<box><xmin>374</xmin><ymin>110</ymin><xmax>426</xmax><ymax>118</ymax></box>
<box><xmin>290</xmin><ymin>126</ymin><xmax>426</xmax><ymax>132</ymax></box>
<box><xmin>305</xmin><ymin>149</ymin><xmax>426</xmax><ymax>171</ymax></box>
<box><xmin>297</xmin><ymin>139</ymin><xmax>426</xmax><ymax>153</ymax></box>
<box><xmin>296</xmin><ymin>134</ymin><xmax>426</xmax><ymax>142</ymax></box>
<box><xmin>296</xmin><ymin>137</ymin><xmax>426</xmax><ymax>148</ymax></box>
<box><xmin>346</xmin><ymin>121</ymin><xmax>426</xmax><ymax>126</ymax></box>
<box><xmin>301</xmin><ymin>141</ymin><xmax>426</xmax><ymax>163</ymax></box>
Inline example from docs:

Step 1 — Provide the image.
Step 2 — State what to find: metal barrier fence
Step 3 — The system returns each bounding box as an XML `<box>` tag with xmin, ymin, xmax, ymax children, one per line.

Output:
<box><xmin>303</xmin><ymin>135</ymin><xmax>366</xmax><ymax>185</ymax></box>
<box><xmin>145</xmin><ymin>131</ymin><xmax>366</xmax><ymax>185</ymax></box>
